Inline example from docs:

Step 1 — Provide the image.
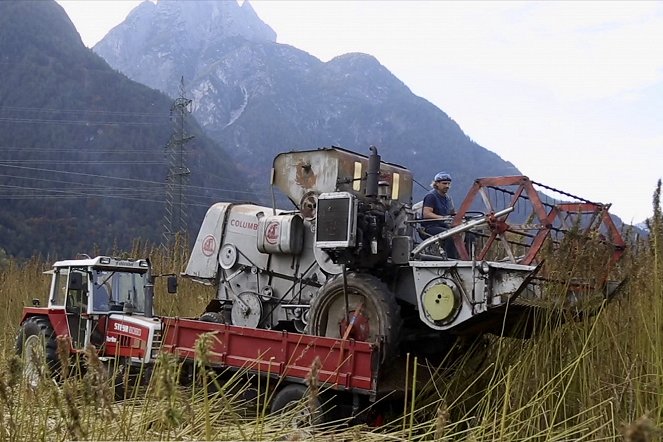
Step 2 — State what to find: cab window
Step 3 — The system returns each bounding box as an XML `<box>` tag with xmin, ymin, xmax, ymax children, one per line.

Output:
<box><xmin>66</xmin><ymin>269</ymin><xmax>89</xmax><ymax>313</ymax></box>
<box><xmin>50</xmin><ymin>269</ymin><xmax>69</xmax><ymax>306</ymax></box>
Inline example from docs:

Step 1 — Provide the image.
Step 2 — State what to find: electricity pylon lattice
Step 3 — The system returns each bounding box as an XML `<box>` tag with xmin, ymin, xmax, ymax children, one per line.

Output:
<box><xmin>162</xmin><ymin>78</ymin><xmax>193</xmax><ymax>253</ymax></box>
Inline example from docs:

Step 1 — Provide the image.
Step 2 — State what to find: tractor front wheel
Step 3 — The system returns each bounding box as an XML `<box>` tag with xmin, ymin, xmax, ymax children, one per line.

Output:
<box><xmin>15</xmin><ymin>316</ymin><xmax>61</xmax><ymax>387</ymax></box>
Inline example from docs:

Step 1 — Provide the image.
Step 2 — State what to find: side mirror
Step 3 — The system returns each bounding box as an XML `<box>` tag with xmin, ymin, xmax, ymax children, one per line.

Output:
<box><xmin>167</xmin><ymin>276</ymin><xmax>178</xmax><ymax>294</ymax></box>
<box><xmin>68</xmin><ymin>272</ymin><xmax>83</xmax><ymax>291</ymax></box>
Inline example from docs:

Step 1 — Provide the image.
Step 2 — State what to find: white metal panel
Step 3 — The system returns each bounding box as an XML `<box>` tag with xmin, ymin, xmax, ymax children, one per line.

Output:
<box><xmin>184</xmin><ymin>203</ymin><xmax>232</xmax><ymax>280</ymax></box>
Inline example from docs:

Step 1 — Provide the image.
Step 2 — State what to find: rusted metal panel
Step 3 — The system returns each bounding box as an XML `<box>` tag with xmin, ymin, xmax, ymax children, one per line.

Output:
<box><xmin>272</xmin><ymin>147</ymin><xmax>412</xmax><ymax>207</ymax></box>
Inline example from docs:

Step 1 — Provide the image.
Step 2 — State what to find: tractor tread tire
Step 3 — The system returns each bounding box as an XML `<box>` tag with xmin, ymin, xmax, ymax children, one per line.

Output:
<box><xmin>15</xmin><ymin>316</ymin><xmax>61</xmax><ymax>381</ymax></box>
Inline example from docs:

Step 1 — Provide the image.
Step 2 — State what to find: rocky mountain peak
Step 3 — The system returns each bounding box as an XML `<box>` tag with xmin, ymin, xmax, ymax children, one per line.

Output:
<box><xmin>113</xmin><ymin>0</ymin><xmax>275</xmax><ymax>44</ymax></box>
<box><xmin>94</xmin><ymin>0</ymin><xmax>276</xmax><ymax>95</ymax></box>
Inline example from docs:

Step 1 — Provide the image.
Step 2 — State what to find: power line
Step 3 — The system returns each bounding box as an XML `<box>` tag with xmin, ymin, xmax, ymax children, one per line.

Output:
<box><xmin>0</xmin><ymin>182</ymin><xmax>254</xmax><ymax>207</ymax></box>
<box><xmin>0</xmin><ymin>163</ymin><xmax>259</xmax><ymax>196</ymax></box>
<box><xmin>0</xmin><ymin>116</ymin><xmax>163</xmax><ymax>126</ymax></box>
<box><xmin>0</xmin><ymin>105</ymin><xmax>167</xmax><ymax>117</ymax></box>
<box><xmin>0</xmin><ymin>160</ymin><xmax>165</xmax><ymax>164</ymax></box>
<box><xmin>0</xmin><ymin>146</ymin><xmax>172</xmax><ymax>154</ymax></box>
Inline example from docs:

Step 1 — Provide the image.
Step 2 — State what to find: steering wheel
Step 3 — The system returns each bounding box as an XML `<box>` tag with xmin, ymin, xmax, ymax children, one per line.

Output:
<box><xmin>463</xmin><ymin>211</ymin><xmax>486</xmax><ymax>220</ymax></box>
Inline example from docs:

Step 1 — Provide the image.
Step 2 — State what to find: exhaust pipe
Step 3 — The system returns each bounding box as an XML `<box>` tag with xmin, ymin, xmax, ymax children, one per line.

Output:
<box><xmin>366</xmin><ymin>145</ymin><xmax>380</xmax><ymax>198</ymax></box>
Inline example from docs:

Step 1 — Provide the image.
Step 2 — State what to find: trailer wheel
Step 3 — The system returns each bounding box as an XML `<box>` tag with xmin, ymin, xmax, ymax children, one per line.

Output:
<box><xmin>270</xmin><ymin>384</ymin><xmax>326</xmax><ymax>427</ymax></box>
<box><xmin>15</xmin><ymin>316</ymin><xmax>61</xmax><ymax>387</ymax></box>
<box><xmin>307</xmin><ymin>273</ymin><xmax>401</xmax><ymax>363</ymax></box>
<box><xmin>199</xmin><ymin>311</ymin><xmax>226</xmax><ymax>324</ymax></box>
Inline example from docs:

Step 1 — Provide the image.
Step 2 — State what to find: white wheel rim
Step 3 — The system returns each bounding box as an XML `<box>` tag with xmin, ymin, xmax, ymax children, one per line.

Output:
<box><xmin>23</xmin><ymin>334</ymin><xmax>44</xmax><ymax>388</ymax></box>
<box><xmin>280</xmin><ymin>400</ymin><xmax>318</xmax><ymax>428</ymax></box>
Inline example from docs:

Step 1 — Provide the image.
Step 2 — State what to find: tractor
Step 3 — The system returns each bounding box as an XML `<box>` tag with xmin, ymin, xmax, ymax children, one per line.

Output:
<box><xmin>15</xmin><ymin>255</ymin><xmax>173</xmax><ymax>388</ymax></box>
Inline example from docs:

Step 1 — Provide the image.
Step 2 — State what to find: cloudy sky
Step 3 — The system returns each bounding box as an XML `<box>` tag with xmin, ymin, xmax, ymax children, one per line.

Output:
<box><xmin>58</xmin><ymin>0</ymin><xmax>663</xmax><ymax>223</ymax></box>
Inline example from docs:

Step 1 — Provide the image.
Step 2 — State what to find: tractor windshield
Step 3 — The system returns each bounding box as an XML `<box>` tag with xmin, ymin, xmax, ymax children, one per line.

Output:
<box><xmin>91</xmin><ymin>269</ymin><xmax>148</xmax><ymax>314</ymax></box>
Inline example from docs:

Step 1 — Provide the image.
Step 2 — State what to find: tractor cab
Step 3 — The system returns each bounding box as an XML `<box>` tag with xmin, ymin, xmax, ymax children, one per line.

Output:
<box><xmin>38</xmin><ymin>256</ymin><xmax>155</xmax><ymax>350</ymax></box>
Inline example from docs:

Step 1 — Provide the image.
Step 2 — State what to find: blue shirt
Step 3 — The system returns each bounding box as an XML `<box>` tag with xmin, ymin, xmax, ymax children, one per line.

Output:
<box><xmin>423</xmin><ymin>189</ymin><xmax>455</xmax><ymax>229</ymax></box>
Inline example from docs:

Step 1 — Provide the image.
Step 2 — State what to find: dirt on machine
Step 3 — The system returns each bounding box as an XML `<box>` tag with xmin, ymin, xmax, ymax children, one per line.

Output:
<box><xmin>16</xmin><ymin>145</ymin><xmax>626</xmax><ymax>422</ymax></box>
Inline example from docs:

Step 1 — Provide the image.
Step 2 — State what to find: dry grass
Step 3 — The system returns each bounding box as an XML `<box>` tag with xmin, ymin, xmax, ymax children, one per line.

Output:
<box><xmin>1</xmin><ymin>190</ymin><xmax>663</xmax><ymax>440</ymax></box>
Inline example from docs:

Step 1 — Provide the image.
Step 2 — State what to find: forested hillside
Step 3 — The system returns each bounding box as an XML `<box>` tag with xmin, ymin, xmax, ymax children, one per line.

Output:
<box><xmin>0</xmin><ymin>1</ymin><xmax>250</xmax><ymax>258</ymax></box>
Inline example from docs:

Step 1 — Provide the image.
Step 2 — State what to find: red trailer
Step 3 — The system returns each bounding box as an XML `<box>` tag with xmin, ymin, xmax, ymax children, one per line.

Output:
<box><xmin>160</xmin><ymin>316</ymin><xmax>395</xmax><ymax>422</ymax></box>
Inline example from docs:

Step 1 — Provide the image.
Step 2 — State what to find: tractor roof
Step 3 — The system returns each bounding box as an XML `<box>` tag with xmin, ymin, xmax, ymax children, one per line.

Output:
<box><xmin>51</xmin><ymin>256</ymin><xmax>149</xmax><ymax>271</ymax></box>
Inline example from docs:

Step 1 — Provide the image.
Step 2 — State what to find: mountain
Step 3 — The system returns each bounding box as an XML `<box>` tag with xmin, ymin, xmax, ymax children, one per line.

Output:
<box><xmin>0</xmin><ymin>1</ymin><xmax>250</xmax><ymax>259</ymax></box>
<box><xmin>94</xmin><ymin>0</ymin><xmax>520</xmax><ymax>206</ymax></box>
<box><xmin>95</xmin><ymin>0</ymin><xmax>275</xmax><ymax>100</ymax></box>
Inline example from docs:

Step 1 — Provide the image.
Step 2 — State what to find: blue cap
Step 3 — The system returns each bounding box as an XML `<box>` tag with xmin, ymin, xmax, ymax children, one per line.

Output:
<box><xmin>434</xmin><ymin>172</ymin><xmax>452</xmax><ymax>182</ymax></box>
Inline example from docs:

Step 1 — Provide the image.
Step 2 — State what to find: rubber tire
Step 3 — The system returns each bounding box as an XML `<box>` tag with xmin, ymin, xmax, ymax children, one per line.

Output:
<box><xmin>15</xmin><ymin>316</ymin><xmax>61</xmax><ymax>386</ymax></box>
<box><xmin>306</xmin><ymin>272</ymin><xmax>401</xmax><ymax>363</ymax></box>
<box><xmin>111</xmin><ymin>359</ymin><xmax>145</xmax><ymax>401</ymax></box>
<box><xmin>199</xmin><ymin>311</ymin><xmax>226</xmax><ymax>324</ymax></box>
<box><xmin>270</xmin><ymin>383</ymin><xmax>326</xmax><ymax>427</ymax></box>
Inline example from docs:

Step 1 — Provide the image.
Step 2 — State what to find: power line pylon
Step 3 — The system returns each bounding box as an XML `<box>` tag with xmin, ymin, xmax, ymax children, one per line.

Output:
<box><xmin>162</xmin><ymin>77</ymin><xmax>193</xmax><ymax>255</ymax></box>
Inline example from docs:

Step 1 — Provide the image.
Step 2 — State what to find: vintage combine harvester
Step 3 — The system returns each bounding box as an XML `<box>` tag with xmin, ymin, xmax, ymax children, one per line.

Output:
<box><xmin>16</xmin><ymin>146</ymin><xmax>626</xmax><ymax>422</ymax></box>
<box><xmin>183</xmin><ymin>146</ymin><xmax>626</xmax><ymax>362</ymax></box>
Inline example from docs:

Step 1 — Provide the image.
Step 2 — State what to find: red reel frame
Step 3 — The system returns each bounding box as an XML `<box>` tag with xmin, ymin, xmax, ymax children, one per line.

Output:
<box><xmin>451</xmin><ymin>176</ymin><xmax>626</xmax><ymax>270</ymax></box>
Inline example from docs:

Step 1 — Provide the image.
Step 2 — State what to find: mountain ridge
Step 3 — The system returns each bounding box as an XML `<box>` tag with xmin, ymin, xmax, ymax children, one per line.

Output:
<box><xmin>0</xmin><ymin>0</ymin><xmax>250</xmax><ymax>258</ymax></box>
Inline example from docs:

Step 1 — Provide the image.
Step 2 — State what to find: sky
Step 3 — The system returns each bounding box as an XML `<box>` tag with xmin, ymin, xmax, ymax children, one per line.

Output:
<box><xmin>57</xmin><ymin>0</ymin><xmax>663</xmax><ymax>223</ymax></box>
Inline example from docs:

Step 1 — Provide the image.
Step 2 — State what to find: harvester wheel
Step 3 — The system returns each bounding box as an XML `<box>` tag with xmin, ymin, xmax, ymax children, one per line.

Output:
<box><xmin>15</xmin><ymin>316</ymin><xmax>61</xmax><ymax>387</ymax></box>
<box><xmin>307</xmin><ymin>273</ymin><xmax>401</xmax><ymax>363</ymax></box>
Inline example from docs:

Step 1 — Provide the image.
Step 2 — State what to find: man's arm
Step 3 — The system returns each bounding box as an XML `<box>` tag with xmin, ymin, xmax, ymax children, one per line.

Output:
<box><xmin>423</xmin><ymin>205</ymin><xmax>440</xmax><ymax>219</ymax></box>
<box><xmin>422</xmin><ymin>194</ymin><xmax>438</xmax><ymax>219</ymax></box>
<box><xmin>423</xmin><ymin>206</ymin><xmax>453</xmax><ymax>220</ymax></box>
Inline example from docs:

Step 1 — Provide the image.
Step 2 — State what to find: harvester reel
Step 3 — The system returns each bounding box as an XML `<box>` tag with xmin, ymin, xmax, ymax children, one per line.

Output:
<box><xmin>231</xmin><ymin>292</ymin><xmax>263</xmax><ymax>328</ymax></box>
<box><xmin>306</xmin><ymin>273</ymin><xmax>401</xmax><ymax>362</ymax></box>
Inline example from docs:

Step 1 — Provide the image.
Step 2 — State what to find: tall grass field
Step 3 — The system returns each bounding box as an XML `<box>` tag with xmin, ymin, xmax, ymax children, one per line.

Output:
<box><xmin>1</xmin><ymin>187</ymin><xmax>662</xmax><ymax>441</ymax></box>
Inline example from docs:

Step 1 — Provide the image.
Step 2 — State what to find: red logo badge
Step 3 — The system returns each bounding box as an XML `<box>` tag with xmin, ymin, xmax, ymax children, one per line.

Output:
<box><xmin>202</xmin><ymin>235</ymin><xmax>216</xmax><ymax>256</ymax></box>
<box><xmin>265</xmin><ymin>221</ymin><xmax>280</xmax><ymax>245</ymax></box>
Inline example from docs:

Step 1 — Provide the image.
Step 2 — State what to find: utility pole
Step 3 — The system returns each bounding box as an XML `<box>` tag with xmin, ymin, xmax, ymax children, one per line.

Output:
<box><xmin>162</xmin><ymin>77</ymin><xmax>193</xmax><ymax>255</ymax></box>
